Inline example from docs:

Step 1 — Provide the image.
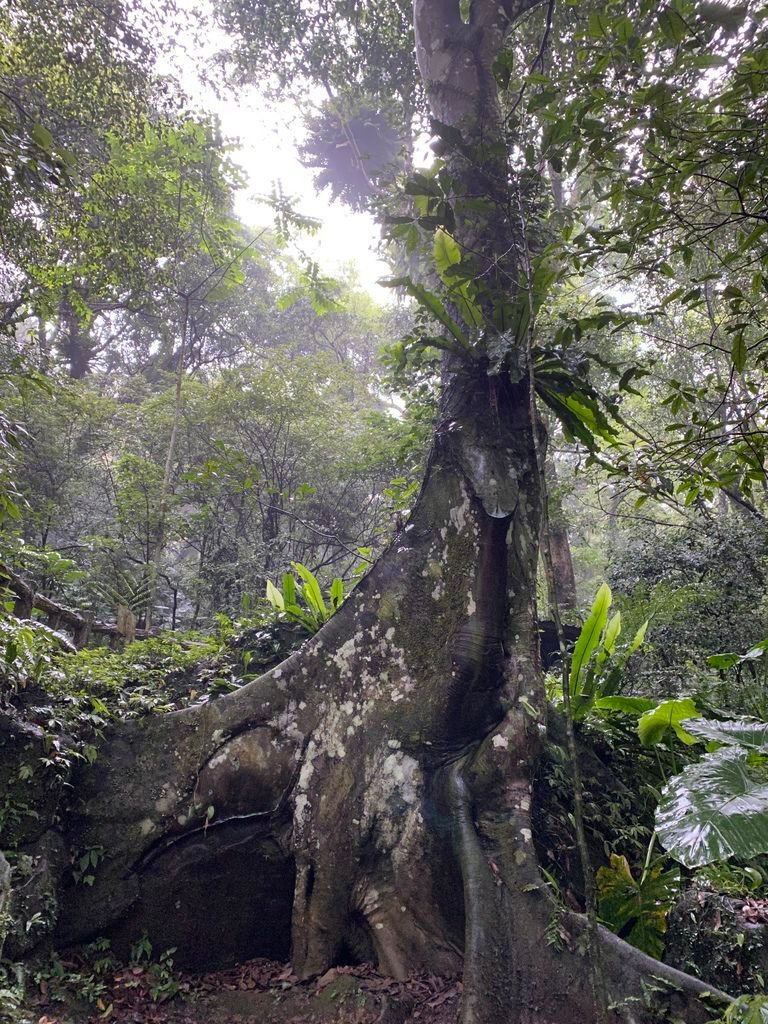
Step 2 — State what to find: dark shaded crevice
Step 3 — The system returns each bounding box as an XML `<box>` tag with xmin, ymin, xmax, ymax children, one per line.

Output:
<box><xmin>304</xmin><ymin>860</ymin><xmax>316</xmax><ymax>907</ymax></box>
<box><xmin>56</xmin><ymin>817</ymin><xmax>296</xmax><ymax>970</ymax></box>
<box><xmin>338</xmin><ymin>911</ymin><xmax>377</xmax><ymax>966</ymax></box>
<box><xmin>132</xmin><ymin>802</ymin><xmax>293</xmax><ymax>874</ymax></box>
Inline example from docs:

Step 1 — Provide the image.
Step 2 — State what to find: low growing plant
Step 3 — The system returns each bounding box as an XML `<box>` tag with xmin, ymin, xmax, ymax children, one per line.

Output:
<box><xmin>265</xmin><ymin>562</ymin><xmax>344</xmax><ymax>634</ymax></box>
<box><xmin>0</xmin><ymin>611</ymin><xmax>70</xmax><ymax>706</ymax></box>
<box><xmin>596</xmin><ymin>845</ymin><xmax>679</xmax><ymax>959</ymax></box>
<box><xmin>717</xmin><ymin>994</ymin><xmax>768</xmax><ymax>1024</ymax></box>
<box><xmin>547</xmin><ymin>582</ymin><xmax>648</xmax><ymax>719</ymax></box>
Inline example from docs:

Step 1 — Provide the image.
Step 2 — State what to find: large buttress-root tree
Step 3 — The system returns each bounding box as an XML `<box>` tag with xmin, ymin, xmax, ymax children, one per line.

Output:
<box><xmin>52</xmin><ymin>2</ymin><xmax>729</xmax><ymax>1021</ymax></box>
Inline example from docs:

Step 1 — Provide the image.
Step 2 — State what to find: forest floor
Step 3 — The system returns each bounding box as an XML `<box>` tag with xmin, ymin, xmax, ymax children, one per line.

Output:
<box><xmin>28</xmin><ymin>958</ymin><xmax>461</xmax><ymax>1024</ymax></box>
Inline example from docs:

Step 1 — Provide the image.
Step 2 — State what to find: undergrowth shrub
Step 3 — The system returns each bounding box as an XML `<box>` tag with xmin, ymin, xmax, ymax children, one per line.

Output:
<box><xmin>608</xmin><ymin>517</ymin><xmax>768</xmax><ymax>705</ymax></box>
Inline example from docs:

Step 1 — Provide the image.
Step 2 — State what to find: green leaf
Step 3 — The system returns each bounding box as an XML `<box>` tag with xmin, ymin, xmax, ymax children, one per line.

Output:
<box><xmin>723</xmin><ymin>284</ymin><xmax>744</xmax><ymax>299</ymax></box>
<box><xmin>429</xmin><ymin>119</ymin><xmax>464</xmax><ymax>151</ymax></box>
<box><xmin>721</xmin><ymin>995</ymin><xmax>768</xmax><ymax>1024</ymax></box>
<box><xmin>626</xmin><ymin>620</ymin><xmax>649</xmax><ymax>657</ymax></box>
<box><xmin>597</xmin><ymin>853</ymin><xmax>678</xmax><ymax>959</ymax></box>
<box><xmin>595</xmin><ymin>696</ymin><xmax>657</xmax><ymax>714</ymax></box>
<box><xmin>283</xmin><ymin>605</ymin><xmax>319</xmax><ymax>632</ymax></box>
<box><xmin>282</xmin><ymin>572</ymin><xmax>297</xmax><ymax>607</ymax></box>
<box><xmin>657</xmin><ymin>747</ymin><xmax>768</xmax><ymax>867</ymax></box>
<box><xmin>638</xmin><ymin>698</ymin><xmax>700</xmax><ymax>746</ymax></box>
<box><xmin>31</xmin><ymin>124</ymin><xmax>54</xmax><ymax>151</ymax></box>
<box><xmin>657</xmin><ymin>8</ymin><xmax>688</xmax><ymax>44</ymax></box>
<box><xmin>708</xmin><ymin>638</ymin><xmax>768</xmax><ymax>670</ymax></box>
<box><xmin>380</xmin><ymin>276</ymin><xmax>470</xmax><ymax>351</ymax></box>
<box><xmin>732</xmin><ymin>333</ymin><xmax>747</xmax><ymax>372</ymax></box>
<box><xmin>433</xmin><ymin>229</ymin><xmax>484</xmax><ymax>328</ymax></box>
<box><xmin>292</xmin><ymin>562</ymin><xmax>327</xmax><ymax>618</ymax></box>
<box><xmin>707</xmin><ymin>651</ymin><xmax>741</xmax><ymax>670</ymax></box>
<box><xmin>602</xmin><ymin>611</ymin><xmax>622</xmax><ymax>656</ymax></box>
<box><xmin>329</xmin><ymin>577</ymin><xmax>344</xmax><ymax>612</ymax></box>
<box><xmin>614</xmin><ymin>15</ymin><xmax>635</xmax><ymax>41</ymax></box>
<box><xmin>742</xmin><ymin>639</ymin><xmax>768</xmax><ymax>660</ymax></box>
<box><xmin>536</xmin><ymin>384</ymin><xmax>598</xmax><ymax>450</ymax></box>
<box><xmin>562</xmin><ymin>392</ymin><xmax>618</xmax><ymax>444</ymax></box>
<box><xmin>587</xmin><ymin>12</ymin><xmax>610</xmax><ymax>37</ymax></box>
<box><xmin>683</xmin><ymin>718</ymin><xmax>768</xmax><ymax>752</ymax></box>
<box><xmin>402</xmin><ymin>172</ymin><xmax>441</xmax><ymax>198</ymax></box>
<box><xmin>266</xmin><ymin>579</ymin><xmax>284</xmax><ymax>612</ymax></box>
<box><xmin>570</xmin><ymin>582</ymin><xmax>611</xmax><ymax>701</ymax></box>
<box><xmin>433</xmin><ymin>227</ymin><xmax>461</xmax><ymax>275</ymax></box>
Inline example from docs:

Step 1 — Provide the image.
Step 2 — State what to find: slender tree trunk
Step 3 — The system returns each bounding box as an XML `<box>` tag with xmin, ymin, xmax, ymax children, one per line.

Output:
<box><xmin>61</xmin><ymin>295</ymin><xmax>92</xmax><ymax>379</ymax></box>
<box><xmin>144</xmin><ymin>294</ymin><xmax>190</xmax><ymax>630</ymax></box>
<box><xmin>541</xmin><ymin>458</ymin><xmax>578</xmax><ymax>615</ymax></box>
<box><xmin>604</xmin><ymin>481</ymin><xmax>624</xmax><ymax>553</ymax></box>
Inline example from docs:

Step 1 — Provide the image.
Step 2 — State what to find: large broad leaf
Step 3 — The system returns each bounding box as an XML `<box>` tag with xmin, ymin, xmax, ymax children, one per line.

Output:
<box><xmin>266</xmin><ymin>579</ymin><xmax>284</xmax><ymax>612</ymax></box>
<box><xmin>596</xmin><ymin>853</ymin><xmax>679</xmax><ymax>959</ymax></box>
<box><xmin>433</xmin><ymin>227</ymin><xmax>461</xmax><ymax>276</ymax></box>
<box><xmin>656</xmin><ymin>747</ymin><xmax>768</xmax><ymax>867</ymax></box>
<box><xmin>707</xmin><ymin>637</ymin><xmax>768</xmax><ymax>671</ymax></box>
<box><xmin>637</xmin><ymin>698</ymin><xmax>700</xmax><ymax>746</ymax></box>
<box><xmin>569</xmin><ymin>582</ymin><xmax>611</xmax><ymax>704</ymax></box>
<box><xmin>594</xmin><ymin>695</ymin><xmax>656</xmax><ymax>714</ymax></box>
<box><xmin>433</xmin><ymin>228</ymin><xmax>483</xmax><ymax>328</ymax></box>
<box><xmin>683</xmin><ymin>717</ymin><xmax>768</xmax><ymax>753</ymax></box>
<box><xmin>282</xmin><ymin>572</ymin><xmax>297</xmax><ymax>607</ymax></box>
<box><xmin>292</xmin><ymin>562</ymin><xmax>327</xmax><ymax>619</ymax></box>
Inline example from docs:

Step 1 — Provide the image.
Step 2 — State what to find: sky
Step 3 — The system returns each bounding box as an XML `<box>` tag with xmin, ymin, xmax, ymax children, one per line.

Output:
<box><xmin>215</xmin><ymin>92</ymin><xmax>392</xmax><ymax>299</ymax></box>
<box><xmin>165</xmin><ymin>4</ymin><xmax>392</xmax><ymax>300</ymax></box>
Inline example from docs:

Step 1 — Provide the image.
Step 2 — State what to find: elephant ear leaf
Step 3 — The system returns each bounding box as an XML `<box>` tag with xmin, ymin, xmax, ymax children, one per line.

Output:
<box><xmin>683</xmin><ymin>717</ymin><xmax>768</xmax><ymax>752</ymax></box>
<box><xmin>656</xmin><ymin>747</ymin><xmax>768</xmax><ymax>868</ymax></box>
<box><xmin>637</xmin><ymin>698</ymin><xmax>700</xmax><ymax>747</ymax></box>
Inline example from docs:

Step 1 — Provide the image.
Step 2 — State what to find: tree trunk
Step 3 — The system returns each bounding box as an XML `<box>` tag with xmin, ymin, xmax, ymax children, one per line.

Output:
<box><xmin>61</xmin><ymin>294</ymin><xmax>92</xmax><ymax>379</ymax></box>
<box><xmin>542</xmin><ymin>458</ymin><xmax>578</xmax><ymax>615</ymax></box>
<box><xmin>47</xmin><ymin>348</ymin><xmax>727</xmax><ymax>1022</ymax></box>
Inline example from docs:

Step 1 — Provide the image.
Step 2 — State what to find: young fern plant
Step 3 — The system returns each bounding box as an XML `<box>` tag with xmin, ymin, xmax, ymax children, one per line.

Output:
<box><xmin>265</xmin><ymin>562</ymin><xmax>344</xmax><ymax>635</ymax></box>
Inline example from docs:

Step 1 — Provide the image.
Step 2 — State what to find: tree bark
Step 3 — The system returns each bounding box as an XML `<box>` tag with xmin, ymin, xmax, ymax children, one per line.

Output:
<box><xmin>60</xmin><ymin>293</ymin><xmax>92</xmax><ymax>379</ymax></box>
<box><xmin>542</xmin><ymin>458</ymin><xmax>578</xmax><ymax>615</ymax></box>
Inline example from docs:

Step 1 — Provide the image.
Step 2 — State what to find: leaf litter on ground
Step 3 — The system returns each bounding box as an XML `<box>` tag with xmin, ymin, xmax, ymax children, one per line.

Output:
<box><xmin>29</xmin><ymin>956</ymin><xmax>463</xmax><ymax>1024</ymax></box>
